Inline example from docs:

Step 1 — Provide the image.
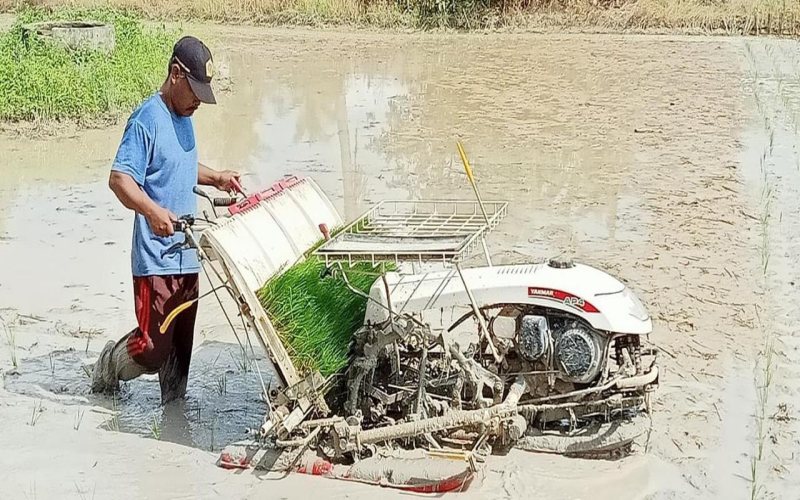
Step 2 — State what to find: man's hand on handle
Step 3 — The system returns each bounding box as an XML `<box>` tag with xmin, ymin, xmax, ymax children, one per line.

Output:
<box><xmin>145</xmin><ymin>205</ymin><xmax>178</xmax><ymax>237</ymax></box>
<box><xmin>213</xmin><ymin>170</ymin><xmax>242</xmax><ymax>194</ymax></box>
<box><xmin>198</xmin><ymin>162</ymin><xmax>241</xmax><ymax>195</ymax></box>
<box><xmin>109</xmin><ymin>171</ymin><xmax>179</xmax><ymax>238</ymax></box>
<box><xmin>109</xmin><ymin>167</ymin><xmax>240</xmax><ymax>240</ymax></box>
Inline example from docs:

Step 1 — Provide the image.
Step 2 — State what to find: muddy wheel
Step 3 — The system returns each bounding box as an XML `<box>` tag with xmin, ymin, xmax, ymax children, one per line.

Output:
<box><xmin>515</xmin><ymin>415</ymin><xmax>650</xmax><ymax>457</ymax></box>
<box><xmin>22</xmin><ymin>21</ymin><xmax>116</xmax><ymax>54</ymax></box>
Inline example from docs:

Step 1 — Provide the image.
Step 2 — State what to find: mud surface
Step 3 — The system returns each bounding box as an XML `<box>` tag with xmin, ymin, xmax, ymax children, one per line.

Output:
<box><xmin>1</xmin><ymin>27</ymin><xmax>799</xmax><ymax>499</ymax></box>
<box><xmin>4</xmin><ymin>341</ymin><xmax>271</xmax><ymax>451</ymax></box>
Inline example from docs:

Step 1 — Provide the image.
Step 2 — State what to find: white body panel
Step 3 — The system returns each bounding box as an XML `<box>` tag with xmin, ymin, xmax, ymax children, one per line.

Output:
<box><xmin>199</xmin><ymin>177</ymin><xmax>343</xmax><ymax>386</ymax></box>
<box><xmin>365</xmin><ymin>263</ymin><xmax>652</xmax><ymax>335</ymax></box>
<box><xmin>202</xmin><ymin>178</ymin><xmax>341</xmax><ymax>293</ymax></box>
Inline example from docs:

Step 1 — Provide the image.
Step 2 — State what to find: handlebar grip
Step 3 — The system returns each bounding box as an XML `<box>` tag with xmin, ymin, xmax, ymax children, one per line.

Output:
<box><xmin>212</xmin><ymin>197</ymin><xmax>238</xmax><ymax>207</ymax></box>
<box><xmin>172</xmin><ymin>216</ymin><xmax>193</xmax><ymax>232</ymax></box>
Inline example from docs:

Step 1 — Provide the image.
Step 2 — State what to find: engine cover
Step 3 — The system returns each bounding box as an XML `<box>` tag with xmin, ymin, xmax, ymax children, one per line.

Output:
<box><xmin>554</xmin><ymin>326</ymin><xmax>602</xmax><ymax>383</ymax></box>
<box><xmin>516</xmin><ymin>315</ymin><xmax>549</xmax><ymax>361</ymax></box>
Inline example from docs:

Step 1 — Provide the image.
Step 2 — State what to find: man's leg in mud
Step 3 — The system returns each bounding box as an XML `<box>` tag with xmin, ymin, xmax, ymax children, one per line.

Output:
<box><xmin>91</xmin><ymin>274</ymin><xmax>199</xmax><ymax>400</ymax></box>
<box><xmin>91</xmin><ymin>331</ymin><xmax>154</xmax><ymax>393</ymax></box>
<box><xmin>91</xmin><ymin>276</ymin><xmax>163</xmax><ymax>393</ymax></box>
<box><xmin>92</xmin><ymin>275</ymin><xmax>180</xmax><ymax>393</ymax></box>
<box><xmin>158</xmin><ymin>274</ymin><xmax>199</xmax><ymax>404</ymax></box>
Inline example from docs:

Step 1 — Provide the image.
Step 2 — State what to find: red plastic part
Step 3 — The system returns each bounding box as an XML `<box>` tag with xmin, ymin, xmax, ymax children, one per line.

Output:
<box><xmin>296</xmin><ymin>458</ymin><xmax>333</xmax><ymax>476</ymax></box>
<box><xmin>318</xmin><ymin>223</ymin><xmax>331</xmax><ymax>241</ymax></box>
<box><xmin>227</xmin><ymin>175</ymin><xmax>304</xmax><ymax>216</ymax></box>
<box><xmin>220</xmin><ymin>450</ymin><xmax>473</xmax><ymax>493</ymax></box>
<box><xmin>218</xmin><ymin>451</ymin><xmax>252</xmax><ymax>470</ymax></box>
<box><xmin>400</xmin><ymin>470</ymin><xmax>474</xmax><ymax>493</ymax></box>
<box><xmin>295</xmin><ymin>459</ymin><xmax>473</xmax><ymax>494</ymax></box>
<box><xmin>230</xmin><ymin>178</ymin><xmax>245</xmax><ymax>195</ymax></box>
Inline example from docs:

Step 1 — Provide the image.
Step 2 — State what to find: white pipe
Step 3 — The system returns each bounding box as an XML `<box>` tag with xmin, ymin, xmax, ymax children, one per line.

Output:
<box><xmin>615</xmin><ymin>366</ymin><xmax>659</xmax><ymax>389</ymax></box>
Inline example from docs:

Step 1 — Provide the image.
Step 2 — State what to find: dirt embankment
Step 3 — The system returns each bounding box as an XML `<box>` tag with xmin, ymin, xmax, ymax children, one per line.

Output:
<box><xmin>2</xmin><ymin>0</ymin><xmax>800</xmax><ymax>34</ymax></box>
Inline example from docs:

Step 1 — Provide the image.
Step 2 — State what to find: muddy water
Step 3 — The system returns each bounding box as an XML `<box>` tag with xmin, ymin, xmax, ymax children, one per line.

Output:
<box><xmin>1</xmin><ymin>28</ymin><xmax>799</xmax><ymax>497</ymax></box>
<box><xmin>737</xmin><ymin>38</ymin><xmax>800</xmax><ymax>497</ymax></box>
<box><xmin>3</xmin><ymin>341</ymin><xmax>272</xmax><ymax>450</ymax></box>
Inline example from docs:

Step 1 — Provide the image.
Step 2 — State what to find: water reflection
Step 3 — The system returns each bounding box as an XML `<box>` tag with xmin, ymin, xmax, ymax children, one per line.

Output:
<box><xmin>204</xmin><ymin>38</ymin><xmax>644</xmax><ymax>259</ymax></box>
<box><xmin>0</xmin><ymin>34</ymin><xmax>647</xmax><ymax>263</ymax></box>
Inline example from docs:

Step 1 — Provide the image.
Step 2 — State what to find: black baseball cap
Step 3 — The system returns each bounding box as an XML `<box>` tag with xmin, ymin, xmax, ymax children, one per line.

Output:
<box><xmin>171</xmin><ymin>36</ymin><xmax>216</xmax><ymax>104</ymax></box>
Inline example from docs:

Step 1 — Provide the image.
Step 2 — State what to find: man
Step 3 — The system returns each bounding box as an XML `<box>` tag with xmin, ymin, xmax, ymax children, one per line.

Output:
<box><xmin>91</xmin><ymin>36</ymin><xmax>239</xmax><ymax>403</ymax></box>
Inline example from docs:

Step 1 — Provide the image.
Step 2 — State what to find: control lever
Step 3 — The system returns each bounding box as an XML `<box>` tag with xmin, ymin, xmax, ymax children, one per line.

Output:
<box><xmin>194</xmin><ymin>186</ymin><xmax>238</xmax><ymax>207</ymax></box>
<box><xmin>230</xmin><ymin>178</ymin><xmax>247</xmax><ymax>196</ymax></box>
<box><xmin>160</xmin><ymin>215</ymin><xmax>197</xmax><ymax>258</ymax></box>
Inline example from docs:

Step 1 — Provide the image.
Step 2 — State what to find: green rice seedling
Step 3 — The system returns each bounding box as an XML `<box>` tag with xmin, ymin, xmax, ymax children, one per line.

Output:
<box><xmin>230</xmin><ymin>347</ymin><xmax>250</xmax><ymax>373</ymax></box>
<box><xmin>209</xmin><ymin>414</ymin><xmax>218</xmax><ymax>452</ymax></box>
<box><xmin>257</xmin><ymin>256</ymin><xmax>394</xmax><ymax>377</ymax></box>
<box><xmin>1</xmin><ymin>316</ymin><xmax>17</xmax><ymax>369</ymax></box>
<box><xmin>74</xmin><ymin>481</ymin><xmax>96</xmax><ymax>500</ymax></box>
<box><xmin>211</xmin><ymin>349</ymin><xmax>222</xmax><ymax>368</ymax></box>
<box><xmin>29</xmin><ymin>399</ymin><xmax>43</xmax><ymax>427</ymax></box>
<box><xmin>106</xmin><ymin>397</ymin><xmax>121</xmax><ymax>432</ymax></box>
<box><xmin>749</xmin><ymin>104</ymin><xmax>779</xmax><ymax>496</ymax></box>
<box><xmin>74</xmin><ymin>408</ymin><xmax>85</xmax><ymax>430</ymax></box>
<box><xmin>82</xmin><ymin>328</ymin><xmax>104</xmax><ymax>354</ymax></box>
<box><xmin>149</xmin><ymin>412</ymin><xmax>161</xmax><ymax>440</ymax></box>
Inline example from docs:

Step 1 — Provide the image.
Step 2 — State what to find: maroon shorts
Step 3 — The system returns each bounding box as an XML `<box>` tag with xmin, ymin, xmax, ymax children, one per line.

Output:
<box><xmin>126</xmin><ymin>274</ymin><xmax>199</xmax><ymax>398</ymax></box>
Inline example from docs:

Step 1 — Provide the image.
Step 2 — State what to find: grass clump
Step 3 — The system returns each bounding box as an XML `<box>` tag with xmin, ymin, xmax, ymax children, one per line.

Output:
<box><xmin>257</xmin><ymin>257</ymin><xmax>393</xmax><ymax>377</ymax></box>
<box><xmin>0</xmin><ymin>6</ymin><xmax>176</xmax><ymax>122</ymax></box>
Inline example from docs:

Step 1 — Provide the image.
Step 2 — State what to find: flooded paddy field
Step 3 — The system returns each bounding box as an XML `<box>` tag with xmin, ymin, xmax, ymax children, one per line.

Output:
<box><xmin>0</xmin><ymin>27</ymin><xmax>799</xmax><ymax>499</ymax></box>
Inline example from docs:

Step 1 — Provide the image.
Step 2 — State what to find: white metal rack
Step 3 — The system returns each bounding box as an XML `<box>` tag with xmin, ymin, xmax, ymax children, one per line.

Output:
<box><xmin>314</xmin><ymin>200</ymin><xmax>508</xmax><ymax>266</ymax></box>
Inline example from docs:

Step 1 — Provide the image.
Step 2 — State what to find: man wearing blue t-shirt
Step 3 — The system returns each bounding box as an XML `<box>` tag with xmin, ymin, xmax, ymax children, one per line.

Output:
<box><xmin>91</xmin><ymin>36</ymin><xmax>239</xmax><ymax>403</ymax></box>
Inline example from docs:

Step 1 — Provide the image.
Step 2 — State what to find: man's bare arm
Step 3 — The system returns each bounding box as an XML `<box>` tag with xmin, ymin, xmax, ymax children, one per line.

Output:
<box><xmin>198</xmin><ymin>162</ymin><xmax>240</xmax><ymax>192</ymax></box>
<box><xmin>109</xmin><ymin>171</ymin><xmax>177</xmax><ymax>237</ymax></box>
<box><xmin>198</xmin><ymin>162</ymin><xmax>220</xmax><ymax>187</ymax></box>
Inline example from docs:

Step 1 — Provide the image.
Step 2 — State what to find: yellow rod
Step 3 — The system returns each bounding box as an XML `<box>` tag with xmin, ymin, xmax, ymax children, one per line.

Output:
<box><xmin>159</xmin><ymin>299</ymin><xmax>198</xmax><ymax>334</ymax></box>
<box><xmin>456</xmin><ymin>141</ymin><xmax>493</xmax><ymax>267</ymax></box>
<box><xmin>456</xmin><ymin>141</ymin><xmax>491</xmax><ymax>227</ymax></box>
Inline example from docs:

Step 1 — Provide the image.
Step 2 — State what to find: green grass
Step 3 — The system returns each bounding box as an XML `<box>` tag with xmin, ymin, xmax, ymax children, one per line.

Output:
<box><xmin>0</xmin><ymin>6</ymin><xmax>176</xmax><ymax>122</ymax></box>
<box><xmin>257</xmin><ymin>257</ymin><xmax>393</xmax><ymax>377</ymax></box>
<box><xmin>149</xmin><ymin>412</ymin><xmax>161</xmax><ymax>439</ymax></box>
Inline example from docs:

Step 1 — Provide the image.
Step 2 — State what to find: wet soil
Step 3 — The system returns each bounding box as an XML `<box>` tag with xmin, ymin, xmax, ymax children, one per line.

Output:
<box><xmin>1</xmin><ymin>26</ymin><xmax>799</xmax><ymax>499</ymax></box>
<box><xmin>4</xmin><ymin>341</ymin><xmax>272</xmax><ymax>451</ymax></box>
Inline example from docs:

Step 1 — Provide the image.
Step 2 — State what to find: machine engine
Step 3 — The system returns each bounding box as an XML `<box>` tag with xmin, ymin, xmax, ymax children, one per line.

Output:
<box><xmin>338</xmin><ymin>300</ymin><xmax>653</xmax><ymax>448</ymax></box>
<box><xmin>515</xmin><ymin>313</ymin><xmax>605</xmax><ymax>385</ymax></box>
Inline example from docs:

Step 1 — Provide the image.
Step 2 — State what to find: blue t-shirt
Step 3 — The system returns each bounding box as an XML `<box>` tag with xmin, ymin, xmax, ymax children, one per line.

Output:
<box><xmin>111</xmin><ymin>93</ymin><xmax>200</xmax><ymax>277</ymax></box>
